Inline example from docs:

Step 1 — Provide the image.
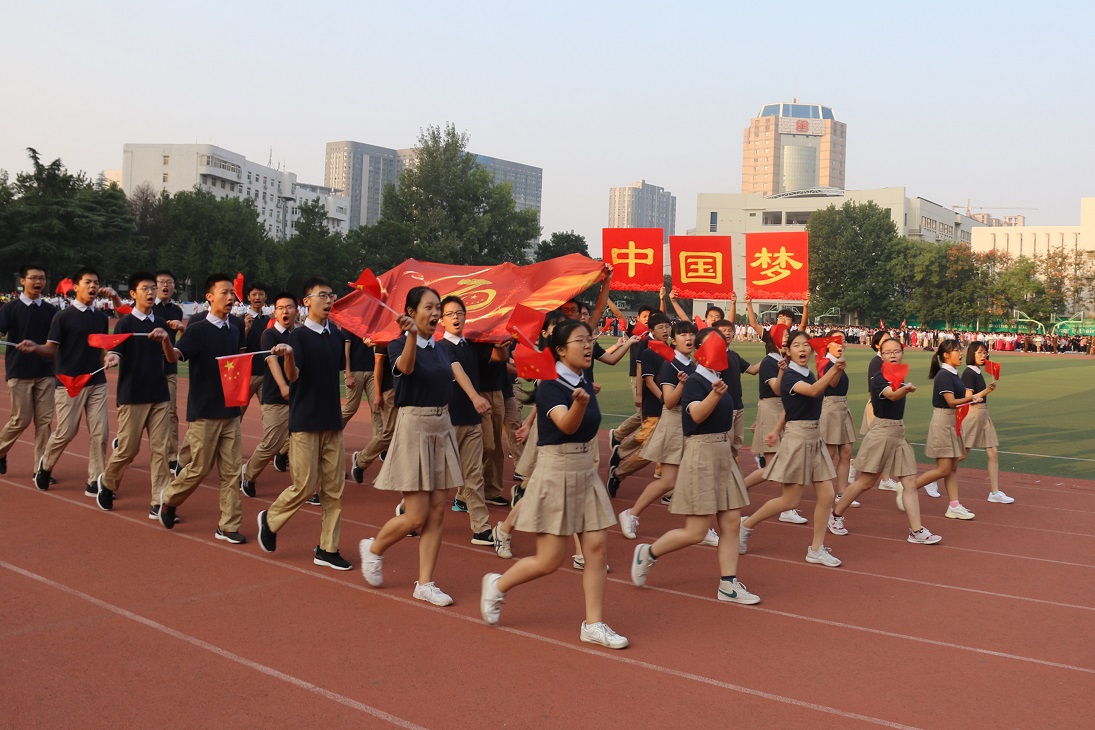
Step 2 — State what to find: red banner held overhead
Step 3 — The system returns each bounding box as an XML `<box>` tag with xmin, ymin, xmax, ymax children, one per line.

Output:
<box><xmin>669</xmin><ymin>236</ymin><xmax>733</xmax><ymax>299</ymax></box>
<box><xmin>744</xmin><ymin>232</ymin><xmax>809</xmax><ymax>300</ymax></box>
<box><xmin>602</xmin><ymin>228</ymin><xmax>663</xmax><ymax>291</ymax></box>
<box><xmin>330</xmin><ymin>255</ymin><xmax>606</xmax><ymax>344</ymax></box>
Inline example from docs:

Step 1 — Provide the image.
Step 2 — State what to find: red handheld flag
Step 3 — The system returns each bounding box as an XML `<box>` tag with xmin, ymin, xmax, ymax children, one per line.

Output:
<box><xmin>218</xmin><ymin>353</ymin><xmax>254</xmax><ymax>407</ymax></box>
<box><xmin>88</xmin><ymin>333</ymin><xmax>133</xmax><ymax>349</ymax></box>
<box><xmin>513</xmin><ymin>345</ymin><xmax>557</xmax><ymax>380</ymax></box>
<box><xmin>693</xmin><ymin>315</ymin><xmax>706</xmax><ymax>330</ymax></box>
<box><xmin>955</xmin><ymin>403</ymin><xmax>970</xmax><ymax>436</ymax></box>
<box><xmin>506</xmin><ymin>304</ymin><xmax>545</xmax><ymax>350</ymax></box>
<box><xmin>56</xmin><ymin>278</ymin><xmax>74</xmax><ymax>296</ymax></box>
<box><xmin>880</xmin><ymin>363</ymin><xmax>909</xmax><ymax>392</ymax></box>
<box><xmin>116</xmin><ymin>304</ymin><xmax>133</xmax><ymax>316</ymax></box>
<box><xmin>808</xmin><ymin>335</ymin><xmax>841</xmax><ymax>357</ymax></box>
<box><xmin>600</xmin><ymin>318</ymin><xmax>613</xmax><ymax>334</ymax></box>
<box><xmin>57</xmin><ymin>373</ymin><xmax>93</xmax><ymax>398</ymax></box>
<box><xmin>901</xmin><ymin>318</ymin><xmax>907</xmax><ymax>328</ymax></box>
<box><xmin>879</xmin><ymin>319</ymin><xmax>885</xmax><ymax>329</ymax></box>
<box><xmin>646</xmin><ymin>339</ymin><xmax>675</xmax><ymax>363</ymax></box>
<box><xmin>694</xmin><ymin>333</ymin><xmax>728</xmax><ymax>372</ymax></box>
<box><xmin>233</xmin><ymin>273</ymin><xmax>245</xmax><ymax>303</ymax></box>
<box><xmin>815</xmin><ymin>355</ymin><xmax>830</xmax><ymax>376</ymax></box>
<box><xmin>350</xmin><ymin>268</ymin><xmax>384</xmax><ymax>301</ymax></box>
<box><xmin>985</xmin><ymin>360</ymin><xmax>1001</xmax><ymax>379</ymax></box>
<box><xmin>768</xmin><ymin>324</ymin><xmax>789</xmax><ymax>350</ymax></box>
<box><xmin>631</xmin><ymin>321</ymin><xmax>649</xmax><ymax>338</ymax></box>
<box><xmin>266</xmin><ymin>317</ymin><xmax>277</xmax><ymax>329</ymax></box>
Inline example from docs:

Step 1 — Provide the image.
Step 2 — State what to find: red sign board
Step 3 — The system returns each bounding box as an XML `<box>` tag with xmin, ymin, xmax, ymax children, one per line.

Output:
<box><xmin>602</xmin><ymin>228</ymin><xmax>663</xmax><ymax>292</ymax></box>
<box><xmin>669</xmin><ymin>236</ymin><xmax>733</xmax><ymax>299</ymax></box>
<box><xmin>744</xmin><ymin>232</ymin><xmax>809</xmax><ymax>300</ymax></box>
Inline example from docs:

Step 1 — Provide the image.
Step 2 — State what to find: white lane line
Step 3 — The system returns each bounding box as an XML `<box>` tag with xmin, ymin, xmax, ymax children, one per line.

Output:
<box><xmin>0</xmin><ymin>560</ymin><xmax>427</xmax><ymax>730</ymax></box>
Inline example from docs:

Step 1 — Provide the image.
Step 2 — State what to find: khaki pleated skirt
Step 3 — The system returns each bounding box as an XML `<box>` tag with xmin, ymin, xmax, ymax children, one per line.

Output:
<box><xmin>762</xmin><ymin>420</ymin><xmax>837</xmax><ymax>485</ymax></box>
<box><xmin>373</xmin><ymin>406</ymin><xmax>464</xmax><ymax>492</ymax></box>
<box><xmin>515</xmin><ymin>418</ymin><xmax>539</xmax><ymax>477</ymax></box>
<box><xmin>854</xmin><ymin>418</ymin><xmax>917</xmax><ymax>477</ymax></box>
<box><xmin>859</xmin><ymin>401</ymin><xmax>875</xmax><ymax>436</ymax></box>
<box><xmin>961</xmin><ymin>404</ymin><xmax>999</xmax><ymax>449</ymax></box>
<box><xmin>820</xmin><ymin>395</ymin><xmax>857</xmax><ymax>446</ymax></box>
<box><xmin>512</xmin><ymin>442</ymin><xmax>616</xmax><ymax>536</ymax></box>
<box><xmin>640</xmin><ymin>407</ymin><xmax>684</xmax><ymax>465</ymax></box>
<box><xmin>925</xmin><ymin>408</ymin><xmax>965</xmax><ymax>459</ymax></box>
<box><xmin>671</xmin><ymin>433</ymin><xmax>749</xmax><ymax>515</ymax></box>
<box><xmin>751</xmin><ymin>397</ymin><xmax>784</xmax><ymax>454</ymax></box>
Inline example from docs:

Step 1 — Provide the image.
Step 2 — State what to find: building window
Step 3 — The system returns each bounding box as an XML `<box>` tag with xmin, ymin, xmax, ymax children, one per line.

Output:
<box><xmin>762</xmin><ymin>211</ymin><xmax>782</xmax><ymax>225</ymax></box>
<box><xmin>162</xmin><ymin>173</ymin><xmax>168</xmax><ymax>183</ymax></box>
<box><xmin>709</xmin><ymin>211</ymin><xmax>718</xmax><ymax>232</ymax></box>
<box><xmin>162</xmin><ymin>155</ymin><xmax>170</xmax><ymax>165</ymax></box>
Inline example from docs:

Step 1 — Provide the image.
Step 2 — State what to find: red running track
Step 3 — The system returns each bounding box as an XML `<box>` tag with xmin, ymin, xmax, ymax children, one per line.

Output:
<box><xmin>1</xmin><ymin>374</ymin><xmax>1093</xmax><ymax>728</ymax></box>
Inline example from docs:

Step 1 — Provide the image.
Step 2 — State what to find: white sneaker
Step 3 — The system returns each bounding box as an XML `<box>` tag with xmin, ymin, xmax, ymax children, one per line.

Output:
<box><xmin>848</xmin><ymin>463</ymin><xmax>857</xmax><ymax>482</ymax></box>
<box><xmin>827</xmin><ymin>512</ymin><xmax>848</xmax><ymax>536</ymax></box>
<box><xmin>924</xmin><ymin>481</ymin><xmax>941</xmax><ymax>498</ymax></box>
<box><xmin>779</xmin><ymin>509</ymin><xmax>808</xmax><ymax>524</ymax></box>
<box><xmin>572</xmin><ymin>554</ymin><xmax>610</xmax><ymax>572</ymax></box>
<box><xmin>895</xmin><ymin>481</ymin><xmax>906</xmax><ymax>512</ymax></box>
<box><xmin>945</xmin><ymin>503</ymin><xmax>976</xmax><ymax>520</ymax></box>
<box><xmin>413</xmin><ymin>581</ymin><xmax>454</xmax><ymax>607</ymax></box>
<box><xmin>630</xmin><ymin>544</ymin><xmax>655</xmax><ymax>586</ymax></box>
<box><xmin>908</xmin><ymin>527</ymin><xmax>942</xmax><ymax>545</ymax></box>
<box><xmin>699</xmin><ymin>528</ymin><xmax>719</xmax><ymax>547</ymax></box>
<box><xmin>988</xmin><ymin>490</ymin><xmax>1015</xmax><ymax>504</ymax></box>
<box><xmin>580</xmin><ymin>621</ymin><xmax>629</xmax><ymax>649</ymax></box>
<box><xmin>492</xmin><ymin>524</ymin><xmax>512</xmax><ymax>559</ymax></box>
<box><xmin>836</xmin><ymin>493</ymin><xmax>860</xmax><ymax>508</ymax></box>
<box><xmin>738</xmin><ymin>522</ymin><xmax>753</xmax><ymax>555</ymax></box>
<box><xmin>618</xmin><ymin>508</ymin><xmax>639</xmax><ymax>539</ymax></box>
<box><xmin>480</xmin><ymin>573</ymin><xmax>504</xmax><ymax>624</ymax></box>
<box><xmin>879</xmin><ymin>478</ymin><xmax>899</xmax><ymax>491</ymax></box>
<box><xmin>358</xmin><ymin>538</ymin><xmax>383</xmax><ymax>586</ymax></box>
<box><xmin>805</xmin><ymin>545</ymin><xmax>842</xmax><ymax>567</ymax></box>
<box><xmin>717</xmin><ymin>578</ymin><xmax>761</xmax><ymax>605</ymax></box>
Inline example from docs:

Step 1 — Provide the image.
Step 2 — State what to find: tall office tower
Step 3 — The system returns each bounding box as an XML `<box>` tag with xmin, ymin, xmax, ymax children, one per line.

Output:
<box><xmin>324</xmin><ymin>141</ymin><xmax>402</xmax><ymax>229</ymax></box>
<box><xmin>741</xmin><ymin>101</ymin><xmax>847</xmax><ymax>196</ymax></box>
<box><xmin>608</xmin><ymin>180</ymin><xmax>676</xmax><ymax>246</ymax></box>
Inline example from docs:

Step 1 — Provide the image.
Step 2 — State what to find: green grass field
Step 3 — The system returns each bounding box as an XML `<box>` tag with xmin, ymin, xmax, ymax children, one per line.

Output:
<box><xmin>588</xmin><ymin>338</ymin><xmax>1095</xmax><ymax>481</ymax></box>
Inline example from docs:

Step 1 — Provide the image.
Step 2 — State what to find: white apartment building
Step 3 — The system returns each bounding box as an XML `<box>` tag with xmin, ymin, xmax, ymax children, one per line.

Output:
<box><xmin>122</xmin><ymin>144</ymin><xmax>349</xmax><ymax>240</ymax></box>
<box><xmin>970</xmin><ymin>197</ymin><xmax>1094</xmax><ymax>258</ymax></box>
<box><xmin>608</xmin><ymin>179</ymin><xmax>677</xmax><ymax>257</ymax></box>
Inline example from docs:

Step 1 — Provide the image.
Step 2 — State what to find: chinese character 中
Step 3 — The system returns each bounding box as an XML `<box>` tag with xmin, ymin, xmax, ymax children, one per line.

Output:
<box><xmin>611</xmin><ymin>240</ymin><xmax>655</xmax><ymax>278</ymax></box>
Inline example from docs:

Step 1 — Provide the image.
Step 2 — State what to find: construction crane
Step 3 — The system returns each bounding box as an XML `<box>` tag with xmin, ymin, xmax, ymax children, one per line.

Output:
<box><xmin>951</xmin><ymin>200</ymin><xmax>1038</xmax><ymax>217</ymax></box>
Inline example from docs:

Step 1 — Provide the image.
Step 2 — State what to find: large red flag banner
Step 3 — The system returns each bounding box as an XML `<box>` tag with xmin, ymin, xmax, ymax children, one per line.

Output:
<box><xmin>669</xmin><ymin>236</ymin><xmax>734</xmax><ymax>299</ymax></box>
<box><xmin>602</xmin><ymin>228</ymin><xmax>663</xmax><ymax>292</ymax></box>
<box><xmin>218</xmin><ymin>353</ymin><xmax>254</xmax><ymax>407</ymax></box>
<box><xmin>330</xmin><ymin>255</ymin><xmax>606</xmax><ymax>344</ymax></box>
<box><xmin>744</xmin><ymin>232</ymin><xmax>809</xmax><ymax>300</ymax></box>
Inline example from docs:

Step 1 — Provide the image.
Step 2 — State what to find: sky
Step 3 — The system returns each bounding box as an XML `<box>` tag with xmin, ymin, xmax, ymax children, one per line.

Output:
<box><xmin>3</xmin><ymin>1</ymin><xmax>1093</xmax><ymax>258</ymax></box>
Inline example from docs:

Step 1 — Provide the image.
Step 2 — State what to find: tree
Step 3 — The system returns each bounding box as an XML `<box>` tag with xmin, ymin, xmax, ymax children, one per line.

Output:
<box><xmin>368</xmin><ymin>123</ymin><xmax>541</xmax><ymax>266</ymax></box>
<box><xmin>275</xmin><ymin>199</ymin><xmax>355</xmax><ymax>295</ymax></box>
<box><xmin>534</xmin><ymin>231</ymin><xmax>588</xmax><ymax>262</ymax></box>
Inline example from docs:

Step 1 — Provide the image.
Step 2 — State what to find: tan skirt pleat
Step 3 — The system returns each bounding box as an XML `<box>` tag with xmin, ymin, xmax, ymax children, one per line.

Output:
<box><xmin>854</xmin><ymin>418</ymin><xmax>917</xmax><ymax>477</ymax></box>
<box><xmin>373</xmin><ymin>406</ymin><xmax>463</xmax><ymax>492</ymax></box>
<box><xmin>751</xmin><ymin>397</ymin><xmax>784</xmax><ymax>454</ymax></box>
<box><xmin>512</xmin><ymin>443</ymin><xmax>616</xmax><ymax>536</ymax></box>
<box><xmin>820</xmin><ymin>395</ymin><xmax>857</xmax><ymax>446</ymax></box>
<box><xmin>925</xmin><ymin>408</ymin><xmax>964</xmax><ymax>459</ymax></box>
<box><xmin>762</xmin><ymin>420</ymin><xmax>836</xmax><ymax>485</ymax></box>
<box><xmin>640</xmin><ymin>407</ymin><xmax>685</xmax><ymax>465</ymax></box>
<box><xmin>961</xmin><ymin>404</ymin><xmax>999</xmax><ymax>449</ymax></box>
<box><xmin>671</xmin><ymin>433</ymin><xmax>749</xmax><ymax>515</ymax></box>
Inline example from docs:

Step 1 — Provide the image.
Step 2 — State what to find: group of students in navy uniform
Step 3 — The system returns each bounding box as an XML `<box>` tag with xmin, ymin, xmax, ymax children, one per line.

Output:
<box><xmin>1</xmin><ymin>262</ymin><xmax>1014</xmax><ymax>651</ymax></box>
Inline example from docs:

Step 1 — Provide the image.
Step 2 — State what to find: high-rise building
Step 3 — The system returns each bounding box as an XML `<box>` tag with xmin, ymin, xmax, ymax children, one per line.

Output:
<box><xmin>122</xmin><ymin>144</ymin><xmax>349</xmax><ymax>240</ymax></box>
<box><xmin>608</xmin><ymin>180</ymin><xmax>676</xmax><ymax>247</ymax></box>
<box><xmin>325</xmin><ymin>140</ymin><xmax>543</xmax><ymax>230</ymax></box>
<box><xmin>741</xmin><ymin>101</ymin><xmax>847</xmax><ymax>196</ymax></box>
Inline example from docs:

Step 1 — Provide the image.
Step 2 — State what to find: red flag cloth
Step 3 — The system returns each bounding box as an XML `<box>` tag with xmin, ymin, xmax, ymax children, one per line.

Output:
<box><xmin>808</xmin><ymin>335</ymin><xmax>842</xmax><ymax>357</ymax></box>
<box><xmin>266</xmin><ymin>317</ymin><xmax>277</xmax><ymax>329</ymax></box>
<box><xmin>745</xmin><ymin>232</ymin><xmax>808</xmax><ymax>300</ymax></box>
<box><xmin>670</xmin><ymin>235</ymin><xmax>734</xmax><ymax>299</ymax></box>
<box><xmin>694</xmin><ymin>315</ymin><xmax>706</xmax><ymax>330</ymax></box>
<box><xmin>694</xmin><ymin>333</ymin><xmax>729</xmax><ymax>372</ymax></box>
<box><xmin>646</xmin><ymin>339</ymin><xmax>675</xmax><ymax>362</ymax></box>
<box><xmin>350</xmin><ymin>268</ymin><xmax>384</xmax><ymax>300</ymax></box>
<box><xmin>330</xmin><ymin>255</ymin><xmax>605</xmax><ymax>344</ymax></box>
<box><xmin>56</xmin><ymin>373</ymin><xmax>92</xmax><ymax>398</ymax></box>
<box><xmin>881</xmin><ymin>363</ymin><xmax>909</xmax><ymax>392</ymax></box>
<box><xmin>233</xmin><ymin>273</ymin><xmax>245</xmax><ymax>303</ymax></box>
<box><xmin>955</xmin><ymin>404</ymin><xmax>970</xmax><ymax>436</ymax></box>
<box><xmin>115</xmin><ymin>304</ymin><xmax>133</xmax><ymax>316</ymax></box>
<box><xmin>88</xmin><ymin>333</ymin><xmax>132</xmax><ymax>349</ymax></box>
<box><xmin>630</xmin><ymin>322</ymin><xmax>649</xmax><ymax>338</ymax></box>
<box><xmin>600</xmin><ymin>318</ymin><xmax>614</xmax><ymax>334</ymax></box>
<box><xmin>602</xmin><ymin>228</ymin><xmax>664</xmax><ymax>291</ymax></box>
<box><xmin>879</xmin><ymin>318</ymin><xmax>885</xmax><ymax>328</ymax></box>
<box><xmin>218</xmin><ymin>353</ymin><xmax>253</xmax><ymax>407</ymax></box>
<box><xmin>901</xmin><ymin>318</ymin><xmax>907</xmax><ymax>328</ymax></box>
<box><xmin>513</xmin><ymin>345</ymin><xmax>558</xmax><ymax>380</ymax></box>
<box><xmin>768</xmin><ymin>324</ymin><xmax>789</xmax><ymax>350</ymax></box>
<box><xmin>815</xmin><ymin>355</ymin><xmax>830</xmax><ymax>376</ymax></box>
<box><xmin>55</xmin><ymin>278</ymin><xmax>74</xmax><ymax>295</ymax></box>
<box><xmin>506</xmin><ymin>304</ymin><xmax>546</xmax><ymax>349</ymax></box>
<box><xmin>985</xmin><ymin>360</ymin><xmax>1001</xmax><ymax>379</ymax></box>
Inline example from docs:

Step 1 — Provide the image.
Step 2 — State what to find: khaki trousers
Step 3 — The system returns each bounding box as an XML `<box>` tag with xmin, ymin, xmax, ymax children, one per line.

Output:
<box><xmin>454</xmin><ymin>423</ymin><xmax>489</xmax><ymax>533</ymax></box>
<box><xmin>0</xmin><ymin>377</ymin><xmax>54</xmax><ymax>465</ymax></box>
<box><xmin>244</xmin><ymin>404</ymin><xmax>289</xmax><ymax>481</ymax></box>
<box><xmin>166</xmin><ymin>373</ymin><xmax>179</xmax><ymax>462</ymax></box>
<box><xmin>479</xmin><ymin>389</ymin><xmax>506</xmax><ymax>499</ymax></box>
<box><xmin>613</xmin><ymin>376</ymin><xmax>643</xmax><ymax>440</ymax></box>
<box><xmin>102</xmin><ymin>401</ymin><xmax>170</xmax><ymax>504</ymax></box>
<box><xmin>355</xmin><ymin>389</ymin><xmax>396</xmax><ymax>468</ymax></box>
<box><xmin>341</xmin><ymin>370</ymin><xmax>381</xmax><ymax>432</ymax></box>
<box><xmin>239</xmin><ymin>375</ymin><xmax>263</xmax><ymax>418</ymax></box>
<box><xmin>267</xmin><ymin>430</ymin><xmax>344</xmax><ymax>552</ymax></box>
<box><xmin>503</xmin><ymin>390</ymin><xmax>524</xmax><ymax>465</ymax></box>
<box><xmin>161</xmin><ymin>418</ymin><xmax>243</xmax><ymax>532</ymax></box>
<box><xmin>43</xmin><ymin>382</ymin><xmax>108</xmax><ymax>482</ymax></box>
<box><xmin>616</xmin><ymin>416</ymin><xmax>660</xmax><ymax>478</ymax></box>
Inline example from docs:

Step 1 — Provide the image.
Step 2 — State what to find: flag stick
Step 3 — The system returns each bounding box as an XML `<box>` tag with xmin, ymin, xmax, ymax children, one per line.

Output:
<box><xmin>216</xmin><ymin>350</ymin><xmax>273</xmax><ymax>361</ymax></box>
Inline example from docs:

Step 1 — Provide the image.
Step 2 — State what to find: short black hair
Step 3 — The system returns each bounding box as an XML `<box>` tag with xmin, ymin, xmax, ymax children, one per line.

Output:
<box><xmin>272</xmin><ymin>291</ymin><xmax>297</xmax><ymax>306</ymax></box>
<box><xmin>154</xmin><ymin>269</ymin><xmax>175</xmax><ymax>283</ymax></box>
<box><xmin>205</xmin><ymin>273</ymin><xmax>234</xmax><ymax>294</ymax></box>
<box><xmin>247</xmin><ymin>281</ymin><xmax>268</xmax><ymax>296</ymax></box>
<box><xmin>712</xmin><ymin>319</ymin><xmax>733</xmax><ymax>329</ymax></box>
<box><xmin>647</xmin><ymin>312</ymin><xmax>672</xmax><ymax>328</ymax></box>
<box><xmin>637</xmin><ymin>305</ymin><xmax>654</xmax><ymax>316</ymax></box>
<box><xmin>128</xmin><ymin>271</ymin><xmax>156</xmax><ymax>292</ymax></box>
<box><xmin>302</xmin><ymin>276</ymin><xmax>333</xmax><ymax>298</ymax></box>
<box><xmin>19</xmin><ymin>264</ymin><xmax>46</xmax><ymax>278</ymax></box>
<box><xmin>706</xmin><ymin>306</ymin><xmax>725</xmax><ymax>319</ymax></box>
<box><xmin>440</xmin><ymin>295</ymin><xmax>466</xmax><ymax>313</ymax></box>
<box><xmin>73</xmin><ymin>267</ymin><xmax>99</xmax><ymax>284</ymax></box>
<box><xmin>777</xmin><ymin>307</ymin><xmax>795</xmax><ymax>320</ymax></box>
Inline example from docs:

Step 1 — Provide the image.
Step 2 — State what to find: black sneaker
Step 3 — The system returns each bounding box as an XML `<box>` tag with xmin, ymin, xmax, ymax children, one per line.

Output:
<box><xmin>452</xmin><ymin>498</ymin><xmax>468</xmax><ymax>513</ymax></box>
<box><xmin>111</xmin><ymin>436</ymin><xmax>119</xmax><ymax>450</ymax></box>
<box><xmin>350</xmin><ymin>450</ymin><xmax>365</xmax><ymax>484</ymax></box>
<box><xmin>257</xmin><ymin>510</ymin><xmax>276</xmax><ymax>553</ymax></box>
<box><xmin>609</xmin><ymin>428</ymin><xmax>621</xmax><ymax>450</ymax></box>
<box><xmin>379</xmin><ymin>451</ymin><xmax>387</xmax><ymax>462</ymax></box>
<box><xmin>607</xmin><ymin>475</ymin><xmax>621</xmax><ymax>498</ymax></box>
<box><xmin>34</xmin><ymin>468</ymin><xmax>51</xmax><ymax>491</ymax></box>
<box><xmin>609</xmin><ymin>446</ymin><xmax>622</xmax><ymax>472</ymax></box>
<box><xmin>96</xmin><ymin>485</ymin><xmax>115</xmax><ymax>511</ymax></box>
<box><xmin>84</xmin><ymin>482</ymin><xmax>98</xmax><ymax>497</ymax></box>
<box><xmin>48</xmin><ymin>475</ymin><xmax>57</xmax><ymax>485</ymax></box>
<box><xmin>168</xmin><ymin>460</ymin><xmax>179</xmax><ymax>476</ymax></box>
<box><xmin>240</xmin><ymin>474</ymin><xmax>257</xmax><ymax>498</ymax></box>
<box><xmin>660</xmin><ymin>494</ymin><xmax>672</xmax><ymax>506</ymax></box>
<box><xmin>159</xmin><ymin>503</ymin><xmax>177</xmax><ymax>529</ymax></box>
<box><xmin>512</xmin><ymin>472</ymin><xmax>526</xmax><ymax>483</ymax></box>
<box><xmin>272</xmin><ymin>453</ymin><xmax>289</xmax><ymax>472</ymax></box>
<box><xmin>486</xmin><ymin>495</ymin><xmax>511</xmax><ymax>507</ymax></box>
<box><xmin>306</xmin><ymin>493</ymin><xmax>321</xmax><ymax>505</ymax></box>
<box><xmin>0</xmin><ymin>454</ymin><xmax>7</xmax><ymax>474</ymax></box>
<box><xmin>471</xmin><ymin>529</ymin><xmax>494</xmax><ymax>546</ymax></box>
<box><xmin>314</xmin><ymin>547</ymin><xmax>352</xmax><ymax>570</ymax></box>
<box><xmin>511</xmin><ymin>484</ymin><xmax>525</xmax><ymax>507</ymax></box>
<box><xmin>149</xmin><ymin>504</ymin><xmax>180</xmax><ymax>523</ymax></box>
<box><xmin>215</xmin><ymin>528</ymin><xmax>246</xmax><ymax>544</ymax></box>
